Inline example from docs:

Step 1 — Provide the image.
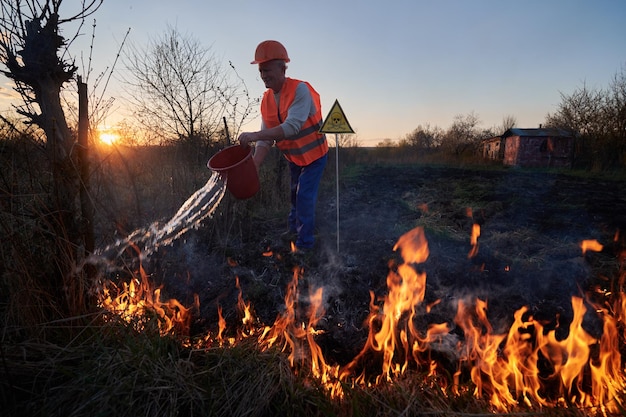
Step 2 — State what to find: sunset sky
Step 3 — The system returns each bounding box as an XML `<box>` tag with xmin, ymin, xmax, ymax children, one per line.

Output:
<box><xmin>1</xmin><ymin>0</ymin><xmax>625</xmax><ymax>145</ymax></box>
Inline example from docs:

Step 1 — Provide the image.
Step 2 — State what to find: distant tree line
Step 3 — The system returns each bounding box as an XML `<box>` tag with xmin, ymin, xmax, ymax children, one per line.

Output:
<box><xmin>375</xmin><ymin>66</ymin><xmax>625</xmax><ymax>170</ymax></box>
<box><xmin>375</xmin><ymin>112</ymin><xmax>508</xmax><ymax>163</ymax></box>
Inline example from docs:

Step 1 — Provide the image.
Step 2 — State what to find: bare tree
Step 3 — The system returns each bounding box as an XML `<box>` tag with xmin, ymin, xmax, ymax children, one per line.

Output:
<box><xmin>376</xmin><ymin>138</ymin><xmax>396</xmax><ymax>147</ymax></box>
<box><xmin>500</xmin><ymin>114</ymin><xmax>517</xmax><ymax>133</ymax></box>
<box><xmin>607</xmin><ymin>66</ymin><xmax>626</xmax><ymax>148</ymax></box>
<box><xmin>0</xmin><ymin>0</ymin><xmax>101</xmax><ymax>152</ymax></box>
<box><xmin>441</xmin><ymin>112</ymin><xmax>482</xmax><ymax>156</ymax></box>
<box><xmin>331</xmin><ymin>132</ymin><xmax>360</xmax><ymax>148</ymax></box>
<box><xmin>545</xmin><ymin>82</ymin><xmax>607</xmax><ymax>137</ymax></box>
<box><xmin>545</xmin><ymin>67</ymin><xmax>626</xmax><ymax>169</ymax></box>
<box><xmin>403</xmin><ymin>124</ymin><xmax>443</xmax><ymax>150</ymax></box>
<box><xmin>62</xmin><ymin>19</ymin><xmax>130</xmax><ymax>133</ymax></box>
<box><xmin>0</xmin><ymin>0</ymin><xmax>103</xmax><ymax>317</ymax></box>
<box><xmin>123</xmin><ymin>26</ymin><xmax>256</xmax><ymax>153</ymax></box>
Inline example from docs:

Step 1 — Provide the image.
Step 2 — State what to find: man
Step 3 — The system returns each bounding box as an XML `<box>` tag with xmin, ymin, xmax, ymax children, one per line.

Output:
<box><xmin>238</xmin><ymin>40</ymin><xmax>328</xmax><ymax>251</ymax></box>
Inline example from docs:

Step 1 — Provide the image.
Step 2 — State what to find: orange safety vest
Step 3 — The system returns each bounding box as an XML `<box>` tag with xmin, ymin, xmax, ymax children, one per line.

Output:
<box><xmin>261</xmin><ymin>78</ymin><xmax>328</xmax><ymax>166</ymax></box>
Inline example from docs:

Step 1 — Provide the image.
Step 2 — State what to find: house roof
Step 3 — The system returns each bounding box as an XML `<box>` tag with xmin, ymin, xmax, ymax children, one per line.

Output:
<box><xmin>502</xmin><ymin>128</ymin><xmax>574</xmax><ymax>138</ymax></box>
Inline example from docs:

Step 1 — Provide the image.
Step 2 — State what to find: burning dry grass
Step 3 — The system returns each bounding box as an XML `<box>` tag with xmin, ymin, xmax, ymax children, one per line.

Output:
<box><xmin>3</xmin><ymin>148</ymin><xmax>626</xmax><ymax>416</ymax></box>
<box><xmin>0</xmin><ymin>316</ymin><xmax>418</xmax><ymax>416</ymax></box>
<box><xmin>4</xmin><ymin>256</ymin><xmax>626</xmax><ymax>415</ymax></box>
<box><xmin>1</xmin><ymin>326</ymin><xmax>598</xmax><ymax>417</ymax></box>
<box><xmin>9</xmin><ymin>227</ymin><xmax>621</xmax><ymax>416</ymax></box>
<box><xmin>2</xmin><ymin>315</ymin><xmax>334</xmax><ymax>416</ymax></box>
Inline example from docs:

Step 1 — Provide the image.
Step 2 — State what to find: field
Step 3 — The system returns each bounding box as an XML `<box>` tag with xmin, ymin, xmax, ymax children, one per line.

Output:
<box><xmin>3</xmin><ymin>145</ymin><xmax>626</xmax><ymax>416</ymax></box>
<box><xmin>174</xmin><ymin>153</ymin><xmax>626</xmax><ymax>351</ymax></box>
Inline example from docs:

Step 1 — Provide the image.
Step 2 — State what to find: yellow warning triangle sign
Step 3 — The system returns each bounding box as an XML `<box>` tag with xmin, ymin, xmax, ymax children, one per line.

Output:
<box><xmin>319</xmin><ymin>99</ymin><xmax>355</xmax><ymax>134</ymax></box>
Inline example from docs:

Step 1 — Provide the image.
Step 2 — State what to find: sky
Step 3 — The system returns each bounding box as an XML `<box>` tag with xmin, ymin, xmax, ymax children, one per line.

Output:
<box><xmin>1</xmin><ymin>0</ymin><xmax>625</xmax><ymax>145</ymax></box>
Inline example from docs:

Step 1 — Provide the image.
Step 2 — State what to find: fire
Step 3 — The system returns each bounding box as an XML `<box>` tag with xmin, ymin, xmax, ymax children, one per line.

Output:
<box><xmin>581</xmin><ymin>239</ymin><xmax>604</xmax><ymax>255</ymax></box>
<box><xmin>236</xmin><ymin>276</ymin><xmax>255</xmax><ymax>336</ymax></box>
<box><xmin>468</xmin><ymin>223</ymin><xmax>481</xmax><ymax>258</ymax></box>
<box><xmin>97</xmin><ymin>226</ymin><xmax>626</xmax><ymax>412</ymax></box>
<box><xmin>453</xmin><ymin>296</ymin><xmax>626</xmax><ymax>412</ymax></box>
<box><xmin>256</xmin><ymin>267</ymin><xmax>343</xmax><ymax>397</ymax></box>
<box><xmin>99</xmin><ymin>260</ymin><xmax>193</xmax><ymax>336</ymax></box>
<box><xmin>393</xmin><ymin>226</ymin><xmax>429</xmax><ymax>264</ymax></box>
<box><xmin>341</xmin><ymin>227</ymin><xmax>436</xmax><ymax>383</ymax></box>
<box><xmin>217</xmin><ymin>305</ymin><xmax>227</xmax><ymax>345</ymax></box>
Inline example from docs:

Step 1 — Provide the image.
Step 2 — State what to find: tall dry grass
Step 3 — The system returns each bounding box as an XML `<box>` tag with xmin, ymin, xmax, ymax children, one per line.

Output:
<box><xmin>1</xmin><ymin>139</ymin><xmax>618</xmax><ymax>416</ymax></box>
<box><xmin>3</xmin><ymin>317</ymin><xmax>593</xmax><ymax>416</ymax></box>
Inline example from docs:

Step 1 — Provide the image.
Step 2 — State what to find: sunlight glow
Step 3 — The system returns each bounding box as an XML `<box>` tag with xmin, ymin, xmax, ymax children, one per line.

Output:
<box><xmin>99</xmin><ymin>131</ymin><xmax>119</xmax><ymax>145</ymax></box>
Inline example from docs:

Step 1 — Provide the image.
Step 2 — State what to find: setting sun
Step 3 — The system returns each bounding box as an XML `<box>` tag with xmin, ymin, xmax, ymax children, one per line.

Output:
<box><xmin>98</xmin><ymin>130</ymin><xmax>119</xmax><ymax>145</ymax></box>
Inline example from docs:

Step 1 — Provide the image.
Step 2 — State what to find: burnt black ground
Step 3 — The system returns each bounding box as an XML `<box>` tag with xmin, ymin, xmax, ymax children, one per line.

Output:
<box><xmin>148</xmin><ymin>164</ymin><xmax>626</xmax><ymax>365</ymax></box>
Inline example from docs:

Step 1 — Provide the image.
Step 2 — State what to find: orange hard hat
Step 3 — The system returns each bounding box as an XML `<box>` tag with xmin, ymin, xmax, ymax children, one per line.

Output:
<box><xmin>251</xmin><ymin>40</ymin><xmax>290</xmax><ymax>64</ymax></box>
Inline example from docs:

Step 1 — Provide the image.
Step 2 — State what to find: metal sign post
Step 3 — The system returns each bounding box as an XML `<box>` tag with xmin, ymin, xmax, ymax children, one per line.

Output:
<box><xmin>334</xmin><ymin>133</ymin><xmax>340</xmax><ymax>252</ymax></box>
<box><xmin>319</xmin><ymin>99</ymin><xmax>355</xmax><ymax>253</ymax></box>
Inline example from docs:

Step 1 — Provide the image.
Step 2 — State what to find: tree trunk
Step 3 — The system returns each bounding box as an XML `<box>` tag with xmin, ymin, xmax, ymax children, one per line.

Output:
<box><xmin>40</xmin><ymin>79</ymin><xmax>84</xmax><ymax>316</ymax></box>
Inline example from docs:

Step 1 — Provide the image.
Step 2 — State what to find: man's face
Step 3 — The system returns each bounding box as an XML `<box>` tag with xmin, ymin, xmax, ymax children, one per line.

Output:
<box><xmin>258</xmin><ymin>60</ymin><xmax>286</xmax><ymax>92</ymax></box>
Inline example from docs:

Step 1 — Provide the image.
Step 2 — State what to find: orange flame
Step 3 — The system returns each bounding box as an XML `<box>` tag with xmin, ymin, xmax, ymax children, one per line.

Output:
<box><xmin>581</xmin><ymin>239</ymin><xmax>603</xmax><ymax>255</ymax></box>
<box><xmin>468</xmin><ymin>223</ymin><xmax>480</xmax><ymax>258</ymax></box>
<box><xmin>217</xmin><ymin>305</ymin><xmax>226</xmax><ymax>345</ymax></box>
<box><xmin>453</xmin><ymin>296</ymin><xmax>625</xmax><ymax>412</ymax></box>
<box><xmin>257</xmin><ymin>267</ymin><xmax>344</xmax><ymax>397</ymax></box>
<box><xmin>99</xmin><ymin>261</ymin><xmax>192</xmax><ymax>336</ymax></box>
<box><xmin>97</xmin><ymin>228</ymin><xmax>626</xmax><ymax>412</ymax></box>
<box><xmin>341</xmin><ymin>227</ymin><xmax>436</xmax><ymax>383</ymax></box>
<box><xmin>236</xmin><ymin>276</ymin><xmax>255</xmax><ymax>337</ymax></box>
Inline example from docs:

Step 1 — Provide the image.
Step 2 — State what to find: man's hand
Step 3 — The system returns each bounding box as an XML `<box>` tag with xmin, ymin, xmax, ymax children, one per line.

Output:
<box><xmin>238</xmin><ymin>132</ymin><xmax>256</xmax><ymax>147</ymax></box>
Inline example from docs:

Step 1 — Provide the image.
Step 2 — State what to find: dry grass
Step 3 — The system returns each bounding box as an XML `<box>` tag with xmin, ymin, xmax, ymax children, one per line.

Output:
<box><xmin>3</xmin><ymin>316</ymin><xmax>607</xmax><ymax>417</ymax></box>
<box><xmin>2</xmin><ymin>141</ymin><xmax>625</xmax><ymax>416</ymax></box>
<box><xmin>2</xmin><ymin>315</ymin><xmax>339</xmax><ymax>417</ymax></box>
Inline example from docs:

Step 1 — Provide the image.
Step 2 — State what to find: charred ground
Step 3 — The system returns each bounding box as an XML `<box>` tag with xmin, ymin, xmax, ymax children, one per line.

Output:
<box><xmin>144</xmin><ymin>163</ymin><xmax>626</xmax><ymax>366</ymax></box>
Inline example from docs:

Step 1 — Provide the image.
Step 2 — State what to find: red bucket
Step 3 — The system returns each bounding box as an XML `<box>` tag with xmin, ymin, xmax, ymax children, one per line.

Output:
<box><xmin>207</xmin><ymin>145</ymin><xmax>259</xmax><ymax>199</ymax></box>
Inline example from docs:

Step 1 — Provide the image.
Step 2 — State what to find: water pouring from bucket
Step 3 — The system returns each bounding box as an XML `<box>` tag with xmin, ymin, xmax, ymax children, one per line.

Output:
<box><xmin>207</xmin><ymin>145</ymin><xmax>260</xmax><ymax>199</ymax></box>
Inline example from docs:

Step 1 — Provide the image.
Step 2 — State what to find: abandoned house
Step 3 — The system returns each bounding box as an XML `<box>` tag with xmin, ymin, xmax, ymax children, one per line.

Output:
<box><xmin>482</xmin><ymin>127</ymin><xmax>575</xmax><ymax>168</ymax></box>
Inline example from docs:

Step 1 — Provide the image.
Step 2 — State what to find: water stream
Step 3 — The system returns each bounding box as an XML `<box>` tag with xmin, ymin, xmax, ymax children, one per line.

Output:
<box><xmin>95</xmin><ymin>171</ymin><xmax>226</xmax><ymax>261</ymax></box>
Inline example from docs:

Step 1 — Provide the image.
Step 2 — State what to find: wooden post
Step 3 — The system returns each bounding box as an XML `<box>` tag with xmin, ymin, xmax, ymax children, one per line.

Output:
<box><xmin>77</xmin><ymin>76</ymin><xmax>94</xmax><ymax>255</ymax></box>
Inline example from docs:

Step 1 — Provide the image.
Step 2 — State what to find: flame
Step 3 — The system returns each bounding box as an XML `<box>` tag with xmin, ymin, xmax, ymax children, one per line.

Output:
<box><xmin>99</xmin><ymin>261</ymin><xmax>192</xmax><ymax>336</ymax></box>
<box><xmin>393</xmin><ymin>226</ymin><xmax>429</xmax><ymax>264</ymax></box>
<box><xmin>581</xmin><ymin>239</ymin><xmax>603</xmax><ymax>255</ymax></box>
<box><xmin>468</xmin><ymin>223</ymin><xmax>480</xmax><ymax>258</ymax></box>
<box><xmin>97</xmin><ymin>227</ymin><xmax>626</xmax><ymax>412</ymax></box>
<box><xmin>217</xmin><ymin>305</ymin><xmax>226</xmax><ymax>345</ymax></box>
<box><xmin>257</xmin><ymin>267</ymin><xmax>343</xmax><ymax>397</ymax></box>
<box><xmin>342</xmin><ymin>227</ymin><xmax>435</xmax><ymax>382</ymax></box>
<box><xmin>453</xmin><ymin>296</ymin><xmax>625</xmax><ymax>412</ymax></box>
<box><xmin>236</xmin><ymin>276</ymin><xmax>256</xmax><ymax>337</ymax></box>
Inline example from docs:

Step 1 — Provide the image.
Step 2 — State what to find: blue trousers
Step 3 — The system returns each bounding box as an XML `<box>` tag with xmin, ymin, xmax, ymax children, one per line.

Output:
<box><xmin>288</xmin><ymin>153</ymin><xmax>328</xmax><ymax>249</ymax></box>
